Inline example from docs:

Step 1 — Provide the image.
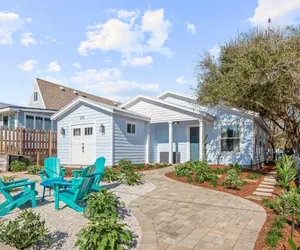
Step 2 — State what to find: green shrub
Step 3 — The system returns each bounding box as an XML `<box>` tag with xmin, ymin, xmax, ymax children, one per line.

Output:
<box><xmin>75</xmin><ymin>215</ymin><xmax>133</xmax><ymax>250</ymax></box>
<box><xmin>121</xmin><ymin>171</ymin><xmax>144</xmax><ymax>186</ymax></box>
<box><xmin>265</xmin><ymin>217</ymin><xmax>285</xmax><ymax>247</ymax></box>
<box><xmin>222</xmin><ymin>169</ymin><xmax>245</xmax><ymax>189</ymax></box>
<box><xmin>134</xmin><ymin>164</ymin><xmax>145</xmax><ymax>170</ymax></box>
<box><xmin>174</xmin><ymin>163</ymin><xmax>193</xmax><ymax>177</ymax></box>
<box><xmin>0</xmin><ymin>210</ymin><xmax>50</xmax><ymax>249</ymax></box>
<box><xmin>103</xmin><ymin>168</ymin><xmax>121</xmax><ymax>182</ymax></box>
<box><xmin>193</xmin><ymin>161</ymin><xmax>218</xmax><ymax>187</ymax></box>
<box><xmin>1</xmin><ymin>175</ymin><xmax>15</xmax><ymax>183</ymax></box>
<box><xmin>10</xmin><ymin>161</ymin><xmax>28</xmax><ymax>172</ymax></box>
<box><xmin>22</xmin><ymin>156</ymin><xmax>32</xmax><ymax>166</ymax></box>
<box><xmin>229</xmin><ymin>162</ymin><xmax>243</xmax><ymax>175</ymax></box>
<box><xmin>27</xmin><ymin>165</ymin><xmax>43</xmax><ymax>175</ymax></box>
<box><xmin>275</xmin><ymin>154</ymin><xmax>297</xmax><ymax>190</ymax></box>
<box><xmin>246</xmin><ymin>172</ymin><xmax>261</xmax><ymax>179</ymax></box>
<box><xmin>84</xmin><ymin>189</ymin><xmax>124</xmax><ymax>219</ymax></box>
<box><xmin>118</xmin><ymin>158</ymin><xmax>134</xmax><ymax>173</ymax></box>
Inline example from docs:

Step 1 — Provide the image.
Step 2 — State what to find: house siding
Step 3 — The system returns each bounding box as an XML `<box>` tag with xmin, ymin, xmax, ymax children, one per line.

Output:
<box><xmin>162</xmin><ymin>96</ymin><xmax>196</xmax><ymax>109</ymax></box>
<box><xmin>114</xmin><ymin>115</ymin><xmax>147</xmax><ymax>165</ymax></box>
<box><xmin>128</xmin><ymin>100</ymin><xmax>197</xmax><ymax>123</ymax></box>
<box><xmin>56</xmin><ymin>103</ymin><xmax>113</xmax><ymax>166</ymax></box>
<box><xmin>28</xmin><ymin>82</ymin><xmax>45</xmax><ymax>109</ymax></box>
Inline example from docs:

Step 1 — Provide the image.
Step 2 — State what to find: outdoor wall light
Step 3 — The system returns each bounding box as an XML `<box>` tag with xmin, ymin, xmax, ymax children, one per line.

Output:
<box><xmin>173</xmin><ymin>121</ymin><xmax>180</xmax><ymax>124</ymax></box>
<box><xmin>100</xmin><ymin>123</ymin><xmax>105</xmax><ymax>134</ymax></box>
<box><xmin>60</xmin><ymin>127</ymin><xmax>65</xmax><ymax>136</ymax></box>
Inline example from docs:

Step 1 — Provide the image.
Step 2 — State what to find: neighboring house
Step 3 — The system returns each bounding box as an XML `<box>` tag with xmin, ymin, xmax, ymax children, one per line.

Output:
<box><xmin>0</xmin><ymin>78</ymin><xmax>118</xmax><ymax>131</ymax></box>
<box><xmin>52</xmin><ymin>91</ymin><xmax>269</xmax><ymax>167</ymax></box>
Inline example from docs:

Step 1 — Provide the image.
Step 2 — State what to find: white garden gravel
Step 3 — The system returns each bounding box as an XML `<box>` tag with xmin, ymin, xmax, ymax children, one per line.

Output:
<box><xmin>0</xmin><ymin>177</ymin><xmax>156</xmax><ymax>250</ymax></box>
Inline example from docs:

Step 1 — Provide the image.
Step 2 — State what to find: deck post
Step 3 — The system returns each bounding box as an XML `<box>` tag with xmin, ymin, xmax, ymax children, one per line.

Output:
<box><xmin>199</xmin><ymin>118</ymin><xmax>204</xmax><ymax>160</ymax></box>
<box><xmin>168</xmin><ymin>121</ymin><xmax>173</xmax><ymax>164</ymax></box>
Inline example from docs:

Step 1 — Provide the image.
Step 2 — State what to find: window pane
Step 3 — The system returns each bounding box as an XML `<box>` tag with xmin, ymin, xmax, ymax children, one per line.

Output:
<box><xmin>3</xmin><ymin>116</ymin><xmax>8</xmax><ymax>128</ymax></box>
<box><xmin>132</xmin><ymin>124</ymin><xmax>136</xmax><ymax>134</ymax></box>
<box><xmin>232</xmin><ymin>125</ymin><xmax>239</xmax><ymax>137</ymax></box>
<box><xmin>127</xmin><ymin>123</ymin><xmax>131</xmax><ymax>133</ymax></box>
<box><xmin>36</xmin><ymin>116</ymin><xmax>43</xmax><ymax>130</ymax></box>
<box><xmin>26</xmin><ymin>115</ymin><xmax>34</xmax><ymax>129</ymax></box>
<box><xmin>85</xmin><ymin>127</ymin><xmax>93</xmax><ymax>136</ymax></box>
<box><xmin>221</xmin><ymin>139</ymin><xmax>240</xmax><ymax>152</ymax></box>
<box><xmin>9</xmin><ymin>114</ymin><xmax>15</xmax><ymax>128</ymax></box>
<box><xmin>233</xmin><ymin>139</ymin><xmax>240</xmax><ymax>152</ymax></box>
<box><xmin>44</xmin><ymin>118</ymin><xmax>51</xmax><ymax>130</ymax></box>
<box><xmin>34</xmin><ymin>92</ymin><xmax>38</xmax><ymax>102</ymax></box>
<box><xmin>73</xmin><ymin>128</ymin><xmax>81</xmax><ymax>136</ymax></box>
<box><xmin>227</xmin><ymin>126</ymin><xmax>234</xmax><ymax>137</ymax></box>
<box><xmin>221</xmin><ymin>126</ymin><xmax>227</xmax><ymax>138</ymax></box>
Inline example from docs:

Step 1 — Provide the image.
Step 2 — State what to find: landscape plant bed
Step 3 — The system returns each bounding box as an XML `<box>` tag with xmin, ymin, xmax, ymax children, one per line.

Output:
<box><xmin>165</xmin><ymin>171</ymin><xmax>264</xmax><ymax>198</ymax></box>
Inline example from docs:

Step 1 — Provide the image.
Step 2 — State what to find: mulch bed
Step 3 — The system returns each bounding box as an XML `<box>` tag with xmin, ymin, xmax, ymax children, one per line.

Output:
<box><xmin>165</xmin><ymin>164</ymin><xmax>300</xmax><ymax>250</ymax></box>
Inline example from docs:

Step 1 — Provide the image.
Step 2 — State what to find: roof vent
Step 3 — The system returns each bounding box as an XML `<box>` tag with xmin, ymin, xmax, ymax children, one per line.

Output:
<box><xmin>82</xmin><ymin>95</ymin><xmax>87</xmax><ymax>98</ymax></box>
<box><xmin>60</xmin><ymin>86</ymin><xmax>65</xmax><ymax>91</ymax></box>
<box><xmin>73</xmin><ymin>91</ymin><xmax>78</xmax><ymax>95</ymax></box>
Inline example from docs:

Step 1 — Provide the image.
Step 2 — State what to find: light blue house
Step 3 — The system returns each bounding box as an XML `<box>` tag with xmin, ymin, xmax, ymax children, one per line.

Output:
<box><xmin>51</xmin><ymin>91</ymin><xmax>269</xmax><ymax>167</ymax></box>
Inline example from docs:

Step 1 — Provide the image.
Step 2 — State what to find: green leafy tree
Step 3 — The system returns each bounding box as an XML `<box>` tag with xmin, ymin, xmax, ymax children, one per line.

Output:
<box><xmin>196</xmin><ymin>25</ymin><xmax>300</xmax><ymax>155</ymax></box>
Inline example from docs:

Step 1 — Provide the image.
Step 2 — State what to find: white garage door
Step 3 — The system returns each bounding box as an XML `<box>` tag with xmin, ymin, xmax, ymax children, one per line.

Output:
<box><xmin>71</xmin><ymin>123</ymin><xmax>96</xmax><ymax>165</ymax></box>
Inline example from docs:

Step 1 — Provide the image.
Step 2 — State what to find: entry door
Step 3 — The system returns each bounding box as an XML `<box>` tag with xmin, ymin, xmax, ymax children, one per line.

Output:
<box><xmin>71</xmin><ymin>124</ymin><xmax>96</xmax><ymax>165</ymax></box>
<box><xmin>190</xmin><ymin>127</ymin><xmax>199</xmax><ymax>161</ymax></box>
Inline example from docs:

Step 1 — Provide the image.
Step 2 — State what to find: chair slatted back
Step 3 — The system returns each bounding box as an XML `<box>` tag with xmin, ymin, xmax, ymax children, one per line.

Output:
<box><xmin>0</xmin><ymin>179</ymin><xmax>14</xmax><ymax>203</ymax></box>
<box><xmin>44</xmin><ymin>157</ymin><xmax>61</xmax><ymax>178</ymax></box>
<box><xmin>94</xmin><ymin>157</ymin><xmax>105</xmax><ymax>185</ymax></box>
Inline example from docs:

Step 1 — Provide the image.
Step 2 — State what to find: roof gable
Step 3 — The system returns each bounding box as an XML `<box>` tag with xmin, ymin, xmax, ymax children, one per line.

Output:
<box><xmin>36</xmin><ymin>78</ymin><xmax>119</xmax><ymax>110</ymax></box>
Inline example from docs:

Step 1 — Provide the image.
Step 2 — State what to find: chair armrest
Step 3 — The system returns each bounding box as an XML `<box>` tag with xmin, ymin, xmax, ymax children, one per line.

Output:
<box><xmin>72</xmin><ymin>170</ymin><xmax>83</xmax><ymax>178</ymax></box>
<box><xmin>2</xmin><ymin>180</ymin><xmax>37</xmax><ymax>190</ymax></box>
<box><xmin>4</xmin><ymin>178</ymin><xmax>29</xmax><ymax>185</ymax></box>
<box><xmin>39</xmin><ymin>170</ymin><xmax>46</xmax><ymax>180</ymax></box>
<box><xmin>61</xmin><ymin>168</ymin><xmax>66</xmax><ymax>178</ymax></box>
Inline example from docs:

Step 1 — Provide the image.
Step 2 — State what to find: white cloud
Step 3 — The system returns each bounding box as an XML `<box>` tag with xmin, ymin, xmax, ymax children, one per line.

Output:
<box><xmin>25</xmin><ymin>18</ymin><xmax>32</xmax><ymax>23</ymax></box>
<box><xmin>18</xmin><ymin>60</ymin><xmax>38</xmax><ymax>71</ymax></box>
<box><xmin>209</xmin><ymin>45</ymin><xmax>221</xmax><ymax>59</ymax></box>
<box><xmin>107</xmin><ymin>9</ymin><xmax>140</xmax><ymax>24</ymax></box>
<box><xmin>72</xmin><ymin>62</ymin><xmax>81</xmax><ymax>69</ymax></box>
<box><xmin>105</xmin><ymin>57</ymin><xmax>112</xmax><ymax>63</ymax></box>
<box><xmin>78</xmin><ymin>8</ymin><xmax>172</xmax><ymax>60</ymax></box>
<box><xmin>186</xmin><ymin>21</ymin><xmax>196</xmax><ymax>35</ymax></box>
<box><xmin>20</xmin><ymin>32</ymin><xmax>37</xmax><ymax>46</ymax></box>
<box><xmin>0</xmin><ymin>11</ymin><xmax>21</xmax><ymax>45</ymax></box>
<box><xmin>121</xmin><ymin>56</ymin><xmax>153</xmax><ymax>67</ymax></box>
<box><xmin>71</xmin><ymin>67</ymin><xmax>159</xmax><ymax>95</ymax></box>
<box><xmin>176</xmin><ymin>76</ymin><xmax>187</xmax><ymax>84</ymax></box>
<box><xmin>47</xmin><ymin>61</ymin><xmax>61</xmax><ymax>72</ymax></box>
<box><xmin>249</xmin><ymin>0</ymin><xmax>300</xmax><ymax>26</ymax></box>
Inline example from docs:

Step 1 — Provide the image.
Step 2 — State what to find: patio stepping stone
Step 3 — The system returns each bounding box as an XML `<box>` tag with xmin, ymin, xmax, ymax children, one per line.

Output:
<box><xmin>256</xmin><ymin>188</ymin><xmax>273</xmax><ymax>192</ymax></box>
<box><xmin>253</xmin><ymin>191</ymin><xmax>272</xmax><ymax>197</ymax></box>
<box><xmin>246</xmin><ymin>195</ymin><xmax>264</xmax><ymax>201</ymax></box>
<box><xmin>260</xmin><ymin>181</ymin><xmax>275</xmax><ymax>186</ymax></box>
<box><xmin>258</xmin><ymin>184</ymin><xmax>275</xmax><ymax>188</ymax></box>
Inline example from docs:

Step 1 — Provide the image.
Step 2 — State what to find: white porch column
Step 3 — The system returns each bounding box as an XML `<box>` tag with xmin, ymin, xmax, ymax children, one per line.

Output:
<box><xmin>168</xmin><ymin>121</ymin><xmax>173</xmax><ymax>164</ymax></box>
<box><xmin>145</xmin><ymin>123</ymin><xmax>150</xmax><ymax>164</ymax></box>
<box><xmin>199</xmin><ymin>118</ymin><xmax>204</xmax><ymax>160</ymax></box>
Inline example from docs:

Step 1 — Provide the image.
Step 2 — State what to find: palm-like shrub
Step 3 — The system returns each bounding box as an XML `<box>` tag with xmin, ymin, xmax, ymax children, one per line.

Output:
<box><xmin>121</xmin><ymin>171</ymin><xmax>144</xmax><ymax>186</ymax></box>
<box><xmin>10</xmin><ymin>161</ymin><xmax>28</xmax><ymax>172</ymax></box>
<box><xmin>275</xmin><ymin>155</ymin><xmax>297</xmax><ymax>190</ymax></box>
<box><xmin>75</xmin><ymin>215</ymin><xmax>133</xmax><ymax>250</ymax></box>
<box><xmin>0</xmin><ymin>210</ymin><xmax>50</xmax><ymax>249</ymax></box>
<box><xmin>229</xmin><ymin>162</ymin><xmax>243</xmax><ymax>175</ymax></box>
<box><xmin>118</xmin><ymin>158</ymin><xmax>134</xmax><ymax>173</ymax></box>
<box><xmin>84</xmin><ymin>189</ymin><xmax>124</xmax><ymax>219</ymax></box>
<box><xmin>174</xmin><ymin>162</ymin><xmax>194</xmax><ymax>177</ymax></box>
<box><xmin>27</xmin><ymin>165</ymin><xmax>43</xmax><ymax>175</ymax></box>
<box><xmin>222</xmin><ymin>169</ymin><xmax>244</xmax><ymax>189</ymax></box>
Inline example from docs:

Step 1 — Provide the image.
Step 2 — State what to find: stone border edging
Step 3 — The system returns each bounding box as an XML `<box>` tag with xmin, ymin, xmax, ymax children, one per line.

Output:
<box><xmin>129</xmin><ymin>196</ymin><xmax>158</xmax><ymax>250</ymax></box>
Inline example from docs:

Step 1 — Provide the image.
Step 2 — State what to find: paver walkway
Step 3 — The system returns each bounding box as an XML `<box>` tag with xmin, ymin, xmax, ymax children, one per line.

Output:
<box><xmin>129</xmin><ymin>167</ymin><xmax>266</xmax><ymax>250</ymax></box>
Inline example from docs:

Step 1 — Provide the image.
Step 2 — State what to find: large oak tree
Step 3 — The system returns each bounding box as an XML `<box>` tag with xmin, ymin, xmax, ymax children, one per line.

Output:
<box><xmin>196</xmin><ymin>25</ymin><xmax>300</xmax><ymax>155</ymax></box>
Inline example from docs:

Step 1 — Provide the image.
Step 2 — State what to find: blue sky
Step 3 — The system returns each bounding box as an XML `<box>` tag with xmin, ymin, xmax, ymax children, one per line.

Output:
<box><xmin>0</xmin><ymin>0</ymin><xmax>300</xmax><ymax>105</ymax></box>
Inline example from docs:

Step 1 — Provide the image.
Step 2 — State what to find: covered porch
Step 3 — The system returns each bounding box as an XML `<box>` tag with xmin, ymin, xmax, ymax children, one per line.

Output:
<box><xmin>146</xmin><ymin>118</ymin><xmax>211</xmax><ymax>164</ymax></box>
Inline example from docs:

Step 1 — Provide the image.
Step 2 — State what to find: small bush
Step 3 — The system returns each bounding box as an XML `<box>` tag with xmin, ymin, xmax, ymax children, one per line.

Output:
<box><xmin>0</xmin><ymin>210</ymin><xmax>50</xmax><ymax>249</ymax></box>
<box><xmin>211</xmin><ymin>167</ymin><xmax>230</xmax><ymax>175</ymax></box>
<box><xmin>229</xmin><ymin>162</ymin><xmax>243</xmax><ymax>175</ymax></box>
<box><xmin>103</xmin><ymin>168</ymin><xmax>121</xmax><ymax>182</ymax></box>
<box><xmin>193</xmin><ymin>161</ymin><xmax>218</xmax><ymax>187</ymax></box>
<box><xmin>75</xmin><ymin>215</ymin><xmax>133</xmax><ymax>250</ymax></box>
<box><xmin>134</xmin><ymin>164</ymin><xmax>145</xmax><ymax>170</ymax></box>
<box><xmin>22</xmin><ymin>156</ymin><xmax>32</xmax><ymax>166</ymax></box>
<box><xmin>275</xmin><ymin>154</ymin><xmax>297</xmax><ymax>190</ymax></box>
<box><xmin>222</xmin><ymin>169</ymin><xmax>245</xmax><ymax>189</ymax></box>
<box><xmin>118</xmin><ymin>158</ymin><xmax>134</xmax><ymax>173</ymax></box>
<box><xmin>84</xmin><ymin>189</ymin><xmax>124</xmax><ymax>219</ymax></box>
<box><xmin>121</xmin><ymin>171</ymin><xmax>144</xmax><ymax>186</ymax></box>
<box><xmin>246</xmin><ymin>172</ymin><xmax>261</xmax><ymax>179</ymax></box>
<box><xmin>10</xmin><ymin>161</ymin><xmax>28</xmax><ymax>172</ymax></box>
<box><xmin>265</xmin><ymin>217</ymin><xmax>285</xmax><ymax>247</ymax></box>
<box><xmin>1</xmin><ymin>175</ymin><xmax>15</xmax><ymax>183</ymax></box>
<box><xmin>27</xmin><ymin>165</ymin><xmax>43</xmax><ymax>175</ymax></box>
<box><xmin>174</xmin><ymin>163</ymin><xmax>193</xmax><ymax>177</ymax></box>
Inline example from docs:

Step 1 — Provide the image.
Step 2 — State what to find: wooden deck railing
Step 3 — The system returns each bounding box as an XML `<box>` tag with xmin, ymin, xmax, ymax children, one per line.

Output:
<box><xmin>0</xmin><ymin>127</ymin><xmax>57</xmax><ymax>159</ymax></box>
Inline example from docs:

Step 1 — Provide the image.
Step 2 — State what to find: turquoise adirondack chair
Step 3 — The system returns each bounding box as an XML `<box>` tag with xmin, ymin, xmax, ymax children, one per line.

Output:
<box><xmin>0</xmin><ymin>178</ymin><xmax>38</xmax><ymax>216</ymax></box>
<box><xmin>73</xmin><ymin>157</ymin><xmax>106</xmax><ymax>191</ymax></box>
<box><xmin>39</xmin><ymin>157</ymin><xmax>66</xmax><ymax>181</ymax></box>
<box><xmin>53</xmin><ymin>165</ymin><xmax>96</xmax><ymax>212</ymax></box>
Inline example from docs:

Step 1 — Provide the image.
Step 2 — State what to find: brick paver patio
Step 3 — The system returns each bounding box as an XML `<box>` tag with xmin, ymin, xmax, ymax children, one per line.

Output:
<box><xmin>130</xmin><ymin>167</ymin><xmax>266</xmax><ymax>250</ymax></box>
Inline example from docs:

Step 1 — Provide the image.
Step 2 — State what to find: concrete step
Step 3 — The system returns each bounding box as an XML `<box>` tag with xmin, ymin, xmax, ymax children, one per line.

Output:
<box><xmin>256</xmin><ymin>187</ymin><xmax>274</xmax><ymax>192</ymax></box>
<box><xmin>259</xmin><ymin>184</ymin><xmax>275</xmax><ymax>188</ymax></box>
<box><xmin>253</xmin><ymin>191</ymin><xmax>273</xmax><ymax>197</ymax></box>
<box><xmin>246</xmin><ymin>195</ymin><xmax>264</xmax><ymax>201</ymax></box>
<box><xmin>261</xmin><ymin>181</ymin><xmax>276</xmax><ymax>186</ymax></box>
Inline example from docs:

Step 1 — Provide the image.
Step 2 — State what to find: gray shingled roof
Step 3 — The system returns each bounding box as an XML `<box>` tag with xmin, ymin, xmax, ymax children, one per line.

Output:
<box><xmin>36</xmin><ymin>78</ymin><xmax>120</xmax><ymax>110</ymax></box>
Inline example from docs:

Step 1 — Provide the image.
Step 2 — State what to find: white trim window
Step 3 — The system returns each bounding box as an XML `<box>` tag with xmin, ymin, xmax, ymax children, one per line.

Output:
<box><xmin>33</xmin><ymin>91</ymin><xmax>38</xmax><ymax>102</ymax></box>
<box><xmin>126</xmin><ymin>121</ymin><xmax>136</xmax><ymax>135</ymax></box>
<box><xmin>25</xmin><ymin>113</ymin><xmax>53</xmax><ymax>130</ymax></box>
<box><xmin>2</xmin><ymin>114</ymin><xmax>15</xmax><ymax>128</ymax></box>
<box><xmin>221</xmin><ymin>125</ymin><xmax>240</xmax><ymax>152</ymax></box>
